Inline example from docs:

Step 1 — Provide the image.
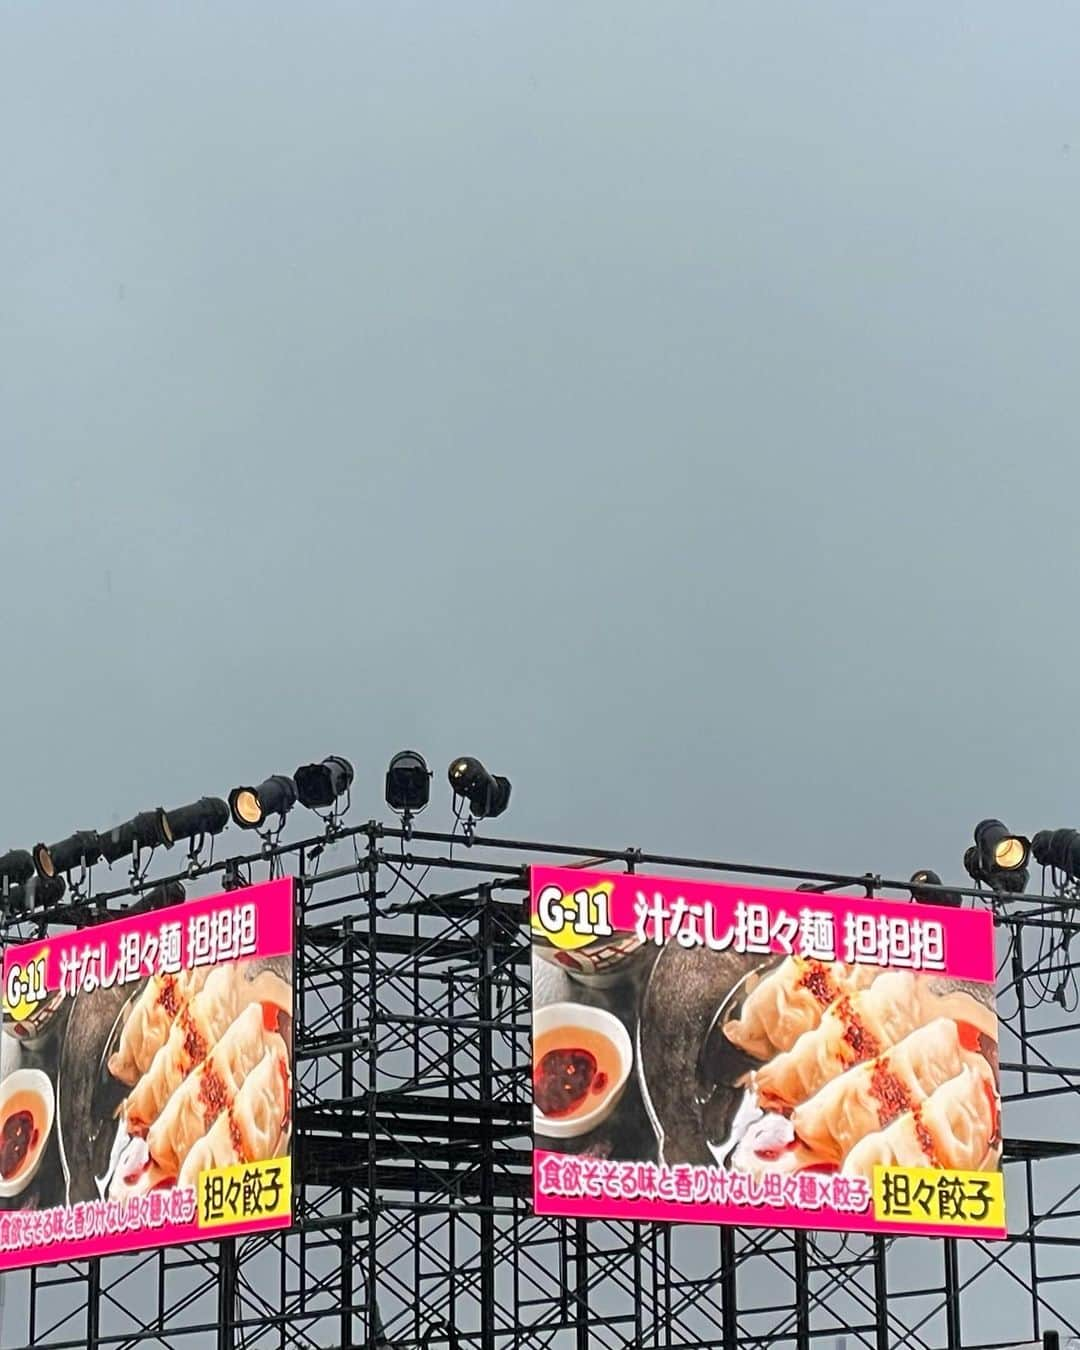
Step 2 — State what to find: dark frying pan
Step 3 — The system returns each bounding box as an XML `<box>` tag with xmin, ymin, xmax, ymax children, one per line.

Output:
<box><xmin>636</xmin><ymin>943</ymin><xmax>775</xmax><ymax>1165</ymax></box>
<box><xmin>57</xmin><ymin>981</ymin><xmax>135</xmax><ymax>1203</ymax></box>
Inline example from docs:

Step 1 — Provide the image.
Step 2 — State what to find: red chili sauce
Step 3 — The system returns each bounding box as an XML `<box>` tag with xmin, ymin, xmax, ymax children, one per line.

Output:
<box><xmin>868</xmin><ymin>1060</ymin><xmax>914</xmax><ymax>1129</ymax></box>
<box><xmin>534</xmin><ymin>1049</ymin><xmax>607</xmax><ymax>1117</ymax></box>
<box><xmin>533</xmin><ymin>1026</ymin><xmax>620</xmax><ymax>1120</ymax></box>
<box><xmin>0</xmin><ymin>1106</ymin><xmax>39</xmax><ymax>1181</ymax></box>
<box><xmin>798</xmin><ymin>962</ymin><xmax>839</xmax><ymax>1009</ymax></box>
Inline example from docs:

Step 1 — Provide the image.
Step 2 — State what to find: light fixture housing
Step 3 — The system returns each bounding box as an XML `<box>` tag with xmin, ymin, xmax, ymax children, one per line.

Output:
<box><xmin>0</xmin><ymin>850</ymin><xmax>34</xmax><ymax>888</ymax></box>
<box><xmin>7</xmin><ymin>874</ymin><xmax>66</xmax><ymax>914</ymax></box>
<box><xmin>385</xmin><ymin>751</ymin><xmax>431</xmax><ymax>815</ymax></box>
<box><xmin>1032</xmin><ymin>828</ymin><xmax>1080</xmax><ymax>882</ymax></box>
<box><xmin>908</xmin><ymin>869</ymin><xmax>963</xmax><ymax>908</ymax></box>
<box><xmin>447</xmin><ymin>757</ymin><xmax>512</xmax><ymax>820</ymax></box>
<box><xmin>294</xmin><ymin>756</ymin><xmax>354</xmax><ymax>811</ymax></box>
<box><xmin>165</xmin><ymin>797</ymin><xmax>230</xmax><ymax>844</ymax></box>
<box><xmin>228</xmin><ymin>775</ymin><xmax>297</xmax><ymax>830</ymax></box>
<box><xmin>964</xmin><ymin>819</ymin><xmax>1030</xmax><ymax>893</ymax></box>
<box><xmin>128</xmin><ymin>881</ymin><xmax>186</xmax><ymax>915</ymax></box>
<box><xmin>34</xmin><ymin>830</ymin><xmax>102</xmax><ymax>879</ymax></box>
<box><xmin>99</xmin><ymin>809</ymin><xmax>174</xmax><ymax>864</ymax></box>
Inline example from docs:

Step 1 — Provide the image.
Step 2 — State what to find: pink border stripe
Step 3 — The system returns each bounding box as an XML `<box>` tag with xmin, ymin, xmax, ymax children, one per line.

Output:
<box><xmin>531</xmin><ymin>866</ymin><xmax>994</xmax><ymax>983</ymax></box>
<box><xmin>4</xmin><ymin>876</ymin><xmax>294</xmax><ymax>986</ymax></box>
<box><xmin>533</xmin><ymin>1157</ymin><xmax>1005</xmax><ymax>1240</ymax></box>
<box><xmin>0</xmin><ymin>1212</ymin><xmax>291</xmax><ymax>1272</ymax></box>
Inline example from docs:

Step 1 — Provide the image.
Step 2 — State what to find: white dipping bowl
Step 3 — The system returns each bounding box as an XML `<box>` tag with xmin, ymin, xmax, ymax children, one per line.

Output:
<box><xmin>533</xmin><ymin>1003</ymin><xmax>633</xmax><ymax>1140</ymax></box>
<box><xmin>0</xmin><ymin>1068</ymin><xmax>55</xmax><ymax>1198</ymax></box>
<box><xmin>0</xmin><ymin>1033</ymin><xmax>22</xmax><ymax>1081</ymax></box>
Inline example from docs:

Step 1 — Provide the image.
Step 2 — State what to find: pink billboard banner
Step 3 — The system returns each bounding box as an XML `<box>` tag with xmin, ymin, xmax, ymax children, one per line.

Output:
<box><xmin>531</xmin><ymin>866</ymin><xmax>1004</xmax><ymax>1239</ymax></box>
<box><xmin>0</xmin><ymin>877</ymin><xmax>294</xmax><ymax>1271</ymax></box>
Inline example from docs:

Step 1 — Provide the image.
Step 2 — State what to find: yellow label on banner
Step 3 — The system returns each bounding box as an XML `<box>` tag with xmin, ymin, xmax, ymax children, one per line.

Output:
<box><xmin>196</xmin><ymin>1155</ymin><xmax>291</xmax><ymax>1229</ymax></box>
<box><xmin>531</xmin><ymin>882</ymin><xmax>615</xmax><ymax>951</ymax></box>
<box><xmin>871</xmin><ymin>1165</ymin><xmax>1004</xmax><ymax>1230</ymax></box>
<box><xmin>3</xmin><ymin>951</ymin><xmax>50</xmax><ymax>1024</ymax></box>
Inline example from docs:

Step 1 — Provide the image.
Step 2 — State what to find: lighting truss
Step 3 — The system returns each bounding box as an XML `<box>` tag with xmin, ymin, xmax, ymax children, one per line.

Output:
<box><xmin>0</xmin><ymin>825</ymin><xmax>1078</xmax><ymax>1350</ymax></box>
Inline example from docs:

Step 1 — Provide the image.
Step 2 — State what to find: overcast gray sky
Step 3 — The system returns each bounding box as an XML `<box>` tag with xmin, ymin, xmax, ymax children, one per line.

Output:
<box><xmin>2</xmin><ymin>2</ymin><xmax>1080</xmax><ymax>1344</ymax></box>
<box><xmin>4</xmin><ymin>2</ymin><xmax>1079</xmax><ymax>882</ymax></box>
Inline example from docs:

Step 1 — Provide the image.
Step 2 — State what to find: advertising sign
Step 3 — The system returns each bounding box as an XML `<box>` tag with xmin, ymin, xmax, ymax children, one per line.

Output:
<box><xmin>531</xmin><ymin>867</ymin><xmax>1004</xmax><ymax>1238</ymax></box>
<box><xmin>0</xmin><ymin>877</ymin><xmax>294</xmax><ymax>1269</ymax></box>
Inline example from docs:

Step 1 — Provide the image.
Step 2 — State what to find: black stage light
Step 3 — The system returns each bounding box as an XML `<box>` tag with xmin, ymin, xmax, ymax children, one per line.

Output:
<box><xmin>99</xmin><ymin>809</ymin><xmax>173</xmax><ymax>865</ymax></box>
<box><xmin>908</xmin><ymin>869</ymin><xmax>963</xmax><ymax>908</ymax></box>
<box><xmin>0</xmin><ymin>850</ymin><xmax>34</xmax><ymax>887</ymax></box>
<box><xmin>386</xmin><ymin>751</ymin><xmax>431</xmax><ymax>815</ymax></box>
<box><xmin>964</xmin><ymin>819</ymin><xmax>1030</xmax><ymax>893</ymax></box>
<box><xmin>165</xmin><ymin>797</ymin><xmax>230</xmax><ymax>844</ymax></box>
<box><xmin>294</xmin><ymin>756</ymin><xmax>354</xmax><ymax>811</ymax></box>
<box><xmin>447</xmin><ymin>756</ymin><xmax>512</xmax><ymax>820</ymax></box>
<box><xmin>130</xmin><ymin>881</ymin><xmax>186</xmax><ymax>914</ymax></box>
<box><xmin>228</xmin><ymin>775</ymin><xmax>297</xmax><ymax>830</ymax></box>
<box><xmin>34</xmin><ymin>830</ymin><xmax>102</xmax><ymax>880</ymax></box>
<box><xmin>7</xmin><ymin>874</ymin><xmax>66</xmax><ymax>914</ymax></box>
<box><xmin>1032</xmin><ymin>828</ymin><xmax>1080</xmax><ymax>882</ymax></box>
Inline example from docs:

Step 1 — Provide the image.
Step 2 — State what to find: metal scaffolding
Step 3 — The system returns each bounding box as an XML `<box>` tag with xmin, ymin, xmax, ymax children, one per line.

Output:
<box><xmin>0</xmin><ymin>823</ymin><xmax>1077</xmax><ymax>1350</ymax></box>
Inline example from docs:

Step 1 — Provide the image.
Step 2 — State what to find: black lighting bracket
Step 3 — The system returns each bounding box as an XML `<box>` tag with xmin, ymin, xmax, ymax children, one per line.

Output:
<box><xmin>317</xmin><ymin>794</ymin><xmax>351</xmax><ymax>844</ymax></box>
<box><xmin>66</xmin><ymin>860</ymin><xmax>90</xmax><ymax>905</ymax></box>
<box><xmin>128</xmin><ymin>836</ymin><xmax>156</xmax><ymax>887</ymax></box>
<box><xmin>184</xmin><ymin>834</ymin><xmax>210</xmax><ymax>876</ymax></box>
<box><xmin>258</xmin><ymin>819</ymin><xmax>288</xmax><ymax>854</ymax></box>
<box><xmin>221</xmin><ymin>857</ymin><xmax>252</xmax><ymax>893</ymax></box>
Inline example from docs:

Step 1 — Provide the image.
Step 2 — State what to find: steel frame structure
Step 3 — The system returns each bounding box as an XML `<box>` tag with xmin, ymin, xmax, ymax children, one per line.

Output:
<box><xmin>0</xmin><ymin>822</ymin><xmax>1077</xmax><ymax>1350</ymax></box>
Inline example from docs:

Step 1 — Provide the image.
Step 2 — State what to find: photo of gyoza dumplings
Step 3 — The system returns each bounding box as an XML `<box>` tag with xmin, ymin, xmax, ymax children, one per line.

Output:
<box><xmin>711</xmin><ymin>956</ymin><xmax>1000</xmax><ymax>1179</ymax></box>
<box><xmin>101</xmin><ymin>958</ymin><xmax>293</xmax><ymax>1200</ymax></box>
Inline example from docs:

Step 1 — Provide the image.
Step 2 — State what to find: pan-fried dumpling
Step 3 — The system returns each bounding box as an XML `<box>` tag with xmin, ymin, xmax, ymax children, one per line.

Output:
<box><xmin>842</xmin><ymin>1058</ymin><xmax>1000</xmax><ymax>1178</ymax></box>
<box><xmin>177</xmin><ymin>1041</ymin><xmax>290</xmax><ymax>1189</ymax></box>
<box><xmin>122</xmin><ymin>965</ymin><xmax>241</xmax><ymax>1135</ymax></box>
<box><xmin>753</xmin><ymin>972</ymin><xmax>922</xmax><ymax>1112</ymax></box>
<box><xmin>723</xmin><ymin>958</ymin><xmax>880</xmax><ymax>1060</ymax></box>
<box><xmin>108</xmin><ymin>969</ymin><xmax>209</xmax><ymax>1086</ymax></box>
<box><xmin>791</xmin><ymin>1017</ymin><xmax>991</xmax><ymax>1164</ymax></box>
<box><xmin>147</xmin><ymin>1004</ymin><xmax>285</xmax><ymax>1175</ymax></box>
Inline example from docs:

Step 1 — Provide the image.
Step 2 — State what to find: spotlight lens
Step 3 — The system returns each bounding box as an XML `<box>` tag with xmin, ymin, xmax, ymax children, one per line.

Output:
<box><xmin>235</xmin><ymin>790</ymin><xmax>262</xmax><ymax>825</ymax></box>
<box><xmin>35</xmin><ymin>846</ymin><xmax>54</xmax><ymax>879</ymax></box>
<box><xmin>386</xmin><ymin>751</ymin><xmax>431</xmax><ymax>814</ymax></box>
<box><xmin>453</xmin><ymin>761</ymin><xmax>468</xmax><ymax>776</ymax></box>
<box><xmin>995</xmin><ymin>837</ymin><xmax>1026</xmax><ymax>869</ymax></box>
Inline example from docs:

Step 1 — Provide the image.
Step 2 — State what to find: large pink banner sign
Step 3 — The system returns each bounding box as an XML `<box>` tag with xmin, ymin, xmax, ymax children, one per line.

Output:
<box><xmin>0</xmin><ymin>877</ymin><xmax>294</xmax><ymax>1270</ymax></box>
<box><xmin>531</xmin><ymin>867</ymin><xmax>1005</xmax><ymax>1239</ymax></box>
